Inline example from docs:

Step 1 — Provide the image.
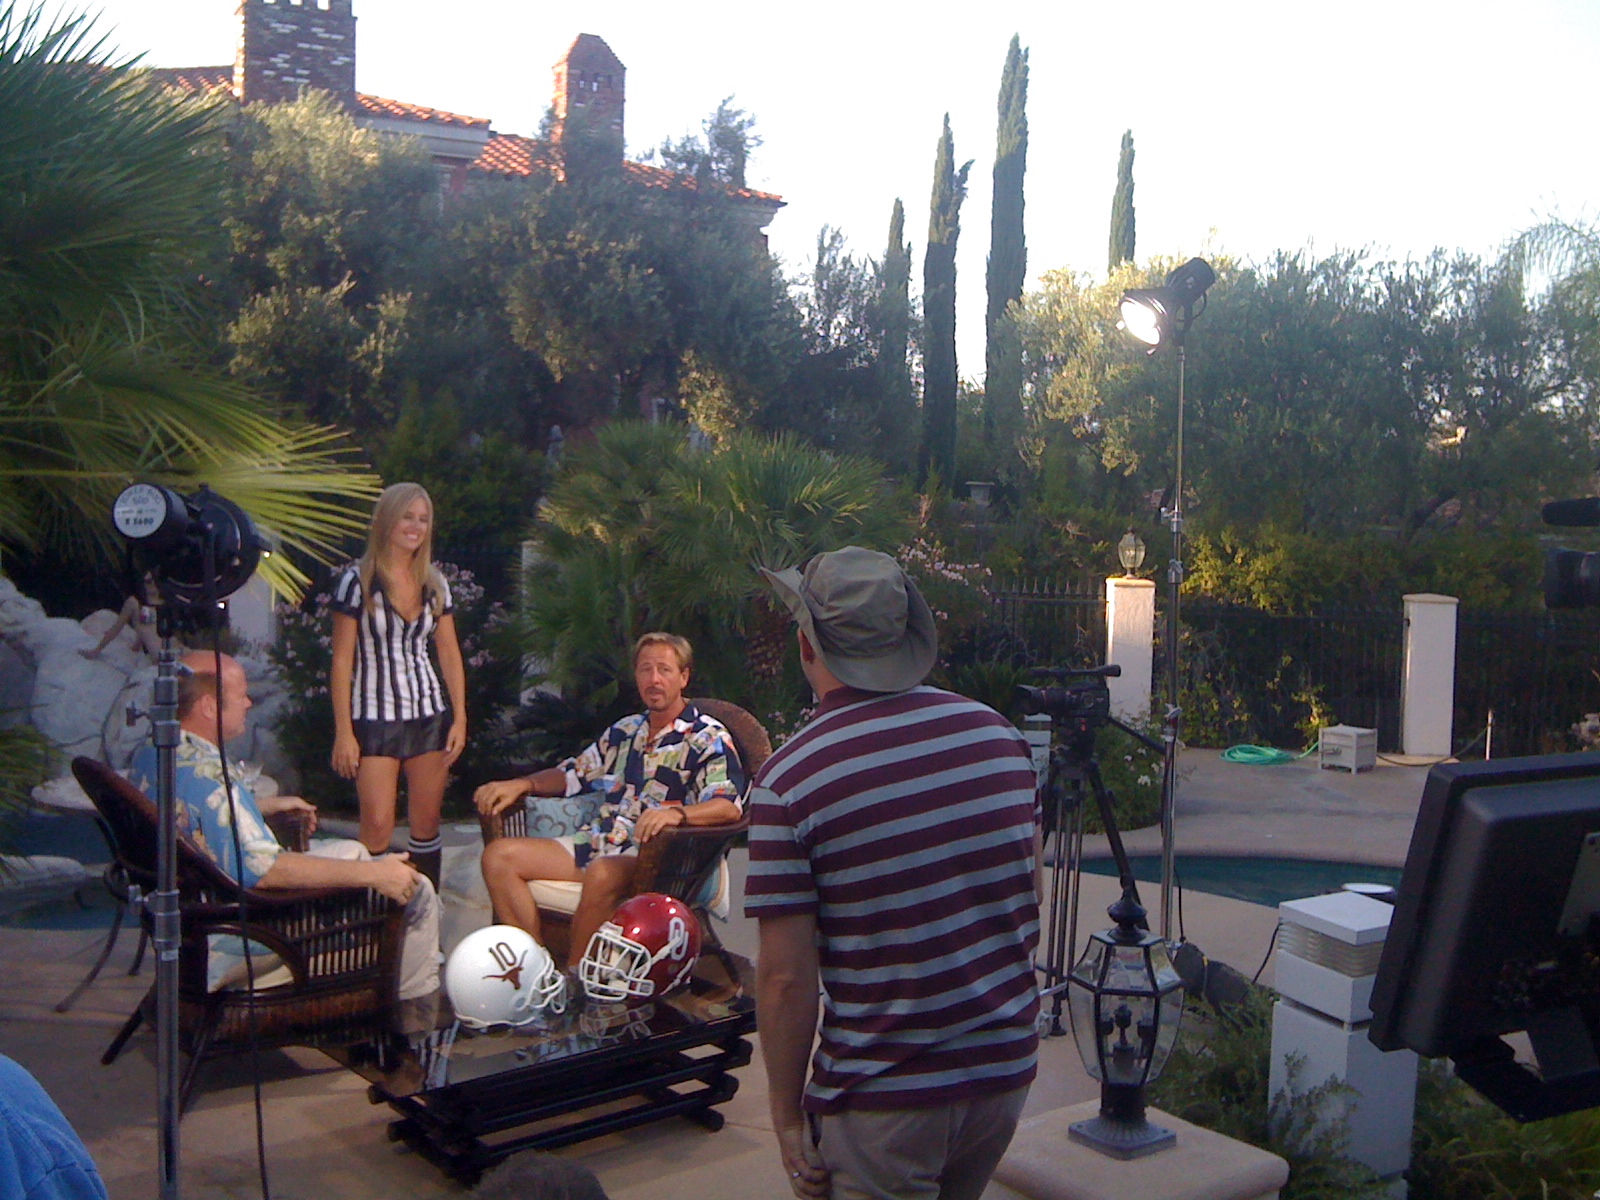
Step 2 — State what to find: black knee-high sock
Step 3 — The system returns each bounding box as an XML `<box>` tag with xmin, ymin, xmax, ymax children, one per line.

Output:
<box><xmin>407</xmin><ymin>834</ymin><xmax>442</xmax><ymax>891</ymax></box>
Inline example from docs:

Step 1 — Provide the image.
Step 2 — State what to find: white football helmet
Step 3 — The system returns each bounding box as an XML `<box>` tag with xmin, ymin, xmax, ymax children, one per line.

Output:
<box><xmin>445</xmin><ymin>925</ymin><xmax>567</xmax><ymax>1029</ymax></box>
<box><xmin>579</xmin><ymin>892</ymin><xmax>701</xmax><ymax>1002</ymax></box>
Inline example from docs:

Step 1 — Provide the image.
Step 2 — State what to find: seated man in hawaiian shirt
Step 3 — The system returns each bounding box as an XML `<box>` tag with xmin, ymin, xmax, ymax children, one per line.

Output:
<box><xmin>474</xmin><ymin>632</ymin><xmax>744</xmax><ymax>966</ymax></box>
<box><xmin>129</xmin><ymin>651</ymin><xmax>440</xmax><ymax>1000</ymax></box>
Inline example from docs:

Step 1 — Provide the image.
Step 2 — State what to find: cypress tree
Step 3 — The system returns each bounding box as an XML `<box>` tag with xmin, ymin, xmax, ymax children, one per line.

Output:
<box><xmin>984</xmin><ymin>36</ymin><xmax>1028</xmax><ymax>457</ymax></box>
<box><xmin>1108</xmin><ymin>129</ymin><xmax>1136</xmax><ymax>271</ymax></box>
<box><xmin>919</xmin><ymin>115</ymin><xmax>971</xmax><ymax>489</ymax></box>
<box><xmin>875</xmin><ymin>198</ymin><xmax>915</xmax><ymax>472</ymax></box>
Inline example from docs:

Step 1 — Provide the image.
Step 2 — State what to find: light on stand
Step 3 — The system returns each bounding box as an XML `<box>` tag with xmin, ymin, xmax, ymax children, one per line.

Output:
<box><xmin>1119</xmin><ymin>258</ymin><xmax>1217</xmax><ymax>352</ymax></box>
<box><xmin>112</xmin><ymin>482</ymin><xmax>262</xmax><ymax>1200</ymax></box>
<box><xmin>1118</xmin><ymin>291</ymin><xmax>1168</xmax><ymax>347</ymax></box>
<box><xmin>1117</xmin><ymin>257</ymin><xmax>1215</xmax><ymax>940</ymax></box>
<box><xmin>1067</xmin><ymin>887</ymin><xmax>1185</xmax><ymax>1158</ymax></box>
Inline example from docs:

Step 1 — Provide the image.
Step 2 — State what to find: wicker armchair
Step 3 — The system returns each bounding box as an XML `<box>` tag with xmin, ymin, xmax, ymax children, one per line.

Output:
<box><xmin>72</xmin><ymin>758</ymin><xmax>406</xmax><ymax>1110</ymax></box>
<box><xmin>479</xmin><ymin>698</ymin><xmax>772</xmax><ymax>961</ymax></box>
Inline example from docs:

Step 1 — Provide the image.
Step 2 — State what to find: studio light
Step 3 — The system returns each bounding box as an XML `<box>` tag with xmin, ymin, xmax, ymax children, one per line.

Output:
<box><xmin>1118</xmin><ymin>258</ymin><xmax>1216</xmax><ymax>351</ymax></box>
<box><xmin>1119</xmin><ymin>291</ymin><xmax>1168</xmax><ymax>346</ymax></box>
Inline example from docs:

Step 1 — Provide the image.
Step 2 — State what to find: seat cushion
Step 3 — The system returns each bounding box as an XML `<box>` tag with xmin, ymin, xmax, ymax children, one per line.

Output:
<box><xmin>526</xmin><ymin>858</ymin><xmax>730</xmax><ymax>919</ymax></box>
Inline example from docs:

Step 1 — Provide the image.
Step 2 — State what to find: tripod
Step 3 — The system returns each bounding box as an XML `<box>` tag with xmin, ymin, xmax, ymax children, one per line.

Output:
<box><xmin>1036</xmin><ymin>711</ymin><xmax>1164</xmax><ymax>1035</ymax></box>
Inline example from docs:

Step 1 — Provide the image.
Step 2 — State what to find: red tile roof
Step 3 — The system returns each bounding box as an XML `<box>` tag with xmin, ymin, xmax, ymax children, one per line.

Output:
<box><xmin>143</xmin><ymin>66</ymin><xmax>233</xmax><ymax>94</ymax></box>
<box><xmin>474</xmin><ymin>133</ymin><xmax>783</xmax><ymax>205</ymax></box>
<box><xmin>142</xmin><ymin>70</ymin><xmax>490</xmax><ymax>130</ymax></box>
<box><xmin>140</xmin><ymin>70</ymin><xmax>782</xmax><ymax>207</ymax></box>
<box><xmin>473</xmin><ymin>133</ymin><xmax>561</xmax><ymax>177</ymax></box>
<box><xmin>353</xmin><ymin>94</ymin><xmax>490</xmax><ymax>129</ymax></box>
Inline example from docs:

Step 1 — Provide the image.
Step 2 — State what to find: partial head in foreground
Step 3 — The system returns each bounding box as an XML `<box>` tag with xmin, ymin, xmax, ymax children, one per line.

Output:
<box><xmin>760</xmin><ymin>546</ymin><xmax>936</xmax><ymax>692</ymax></box>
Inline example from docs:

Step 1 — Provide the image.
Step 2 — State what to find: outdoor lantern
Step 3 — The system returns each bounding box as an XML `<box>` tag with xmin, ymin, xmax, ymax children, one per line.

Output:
<box><xmin>1118</xmin><ymin>257</ymin><xmax>1217</xmax><ymax>352</ymax></box>
<box><xmin>1117</xmin><ymin>530</ymin><xmax>1146</xmax><ymax>575</ymax></box>
<box><xmin>1067</xmin><ymin>888</ymin><xmax>1185</xmax><ymax>1158</ymax></box>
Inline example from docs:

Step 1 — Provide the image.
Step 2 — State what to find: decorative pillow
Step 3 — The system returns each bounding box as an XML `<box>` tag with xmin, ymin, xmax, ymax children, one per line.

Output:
<box><xmin>522</xmin><ymin>793</ymin><xmax>604</xmax><ymax>839</ymax></box>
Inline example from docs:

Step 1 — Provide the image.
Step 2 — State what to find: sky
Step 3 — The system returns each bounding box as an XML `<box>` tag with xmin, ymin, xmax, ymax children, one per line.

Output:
<box><xmin>39</xmin><ymin>0</ymin><xmax>1600</xmax><ymax>379</ymax></box>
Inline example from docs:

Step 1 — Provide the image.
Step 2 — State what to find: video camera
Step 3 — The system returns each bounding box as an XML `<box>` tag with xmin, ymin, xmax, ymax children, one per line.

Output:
<box><xmin>1016</xmin><ymin>664</ymin><xmax>1120</xmax><ymax>725</ymax></box>
<box><xmin>1542</xmin><ymin>497</ymin><xmax>1600</xmax><ymax>609</ymax></box>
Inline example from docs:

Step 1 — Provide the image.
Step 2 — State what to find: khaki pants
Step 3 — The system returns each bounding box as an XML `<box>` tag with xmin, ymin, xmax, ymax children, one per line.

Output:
<box><xmin>209</xmin><ymin>839</ymin><xmax>441</xmax><ymax>1001</ymax></box>
<box><xmin>814</xmin><ymin>1084</ymin><xmax>1030</xmax><ymax>1200</ymax></box>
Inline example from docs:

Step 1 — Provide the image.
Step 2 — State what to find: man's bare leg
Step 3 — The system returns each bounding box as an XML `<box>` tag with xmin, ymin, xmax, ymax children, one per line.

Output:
<box><xmin>480</xmin><ymin>837</ymin><xmax>584</xmax><ymax>945</ymax></box>
<box><xmin>567</xmin><ymin>856</ymin><xmax>640</xmax><ymax>968</ymax></box>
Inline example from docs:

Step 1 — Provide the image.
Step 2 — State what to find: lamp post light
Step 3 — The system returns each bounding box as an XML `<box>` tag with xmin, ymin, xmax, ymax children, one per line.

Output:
<box><xmin>1067</xmin><ymin>886</ymin><xmax>1185</xmax><ymax>1158</ymax></box>
<box><xmin>1118</xmin><ymin>257</ymin><xmax>1215</xmax><ymax>938</ymax></box>
<box><xmin>1117</xmin><ymin>530</ymin><xmax>1146</xmax><ymax>576</ymax></box>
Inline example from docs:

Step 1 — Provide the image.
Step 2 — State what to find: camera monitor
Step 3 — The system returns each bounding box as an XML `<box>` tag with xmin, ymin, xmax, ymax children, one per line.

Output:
<box><xmin>1369</xmin><ymin>753</ymin><xmax>1600</xmax><ymax>1121</ymax></box>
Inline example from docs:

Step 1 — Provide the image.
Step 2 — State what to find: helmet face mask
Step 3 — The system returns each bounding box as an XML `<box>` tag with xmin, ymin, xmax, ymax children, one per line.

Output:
<box><xmin>445</xmin><ymin>924</ymin><xmax>568</xmax><ymax>1029</ymax></box>
<box><xmin>580</xmin><ymin>893</ymin><xmax>701</xmax><ymax>1003</ymax></box>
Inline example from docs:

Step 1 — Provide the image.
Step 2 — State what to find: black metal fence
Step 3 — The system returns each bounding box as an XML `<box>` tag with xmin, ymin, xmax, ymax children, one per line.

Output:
<box><xmin>986</xmin><ymin>577</ymin><xmax>1108</xmax><ymax>671</ymax></box>
<box><xmin>1454</xmin><ymin>609</ymin><xmax>1600</xmax><ymax>757</ymax></box>
<box><xmin>1167</xmin><ymin>603</ymin><xmax>1405</xmax><ymax>750</ymax></box>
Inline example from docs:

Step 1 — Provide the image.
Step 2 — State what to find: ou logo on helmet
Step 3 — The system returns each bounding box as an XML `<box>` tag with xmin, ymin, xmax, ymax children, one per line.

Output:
<box><xmin>666</xmin><ymin>915</ymin><xmax>689</xmax><ymax>961</ymax></box>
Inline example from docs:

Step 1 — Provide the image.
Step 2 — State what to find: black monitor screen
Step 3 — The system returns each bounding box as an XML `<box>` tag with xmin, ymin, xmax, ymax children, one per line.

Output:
<box><xmin>1369</xmin><ymin>753</ymin><xmax>1600</xmax><ymax>1120</ymax></box>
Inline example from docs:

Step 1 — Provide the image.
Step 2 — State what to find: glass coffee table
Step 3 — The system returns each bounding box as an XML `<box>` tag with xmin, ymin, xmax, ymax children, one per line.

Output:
<box><xmin>329</xmin><ymin>950</ymin><xmax>757</xmax><ymax>1184</ymax></box>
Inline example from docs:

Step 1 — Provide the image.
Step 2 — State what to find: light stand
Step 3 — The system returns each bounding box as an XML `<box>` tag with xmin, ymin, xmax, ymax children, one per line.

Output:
<box><xmin>112</xmin><ymin>483</ymin><xmax>262</xmax><ymax>1200</ymax></box>
<box><xmin>151</xmin><ymin>610</ymin><xmax>182</xmax><ymax>1200</ymax></box>
<box><xmin>1118</xmin><ymin>258</ymin><xmax>1215</xmax><ymax>939</ymax></box>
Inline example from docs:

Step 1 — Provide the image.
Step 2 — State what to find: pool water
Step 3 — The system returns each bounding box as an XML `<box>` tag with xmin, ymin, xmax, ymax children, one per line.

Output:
<box><xmin>0</xmin><ymin>808</ymin><xmax>117</xmax><ymax>930</ymax></box>
<box><xmin>1081</xmin><ymin>855</ymin><xmax>1402</xmax><ymax>908</ymax></box>
<box><xmin>4</xmin><ymin>808</ymin><xmax>109</xmax><ymax>863</ymax></box>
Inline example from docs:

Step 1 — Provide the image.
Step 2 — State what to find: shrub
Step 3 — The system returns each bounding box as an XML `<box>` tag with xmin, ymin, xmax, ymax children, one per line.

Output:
<box><xmin>1409</xmin><ymin>1060</ymin><xmax>1600</xmax><ymax>1199</ymax></box>
<box><xmin>1148</xmin><ymin>987</ymin><xmax>1389</xmax><ymax>1199</ymax></box>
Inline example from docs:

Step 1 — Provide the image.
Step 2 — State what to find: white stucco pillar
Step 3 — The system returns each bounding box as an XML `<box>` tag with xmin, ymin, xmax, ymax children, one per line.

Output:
<box><xmin>1105</xmin><ymin>577</ymin><xmax>1156</xmax><ymax>722</ymax></box>
<box><xmin>1401</xmin><ymin>593</ymin><xmax>1458</xmax><ymax>758</ymax></box>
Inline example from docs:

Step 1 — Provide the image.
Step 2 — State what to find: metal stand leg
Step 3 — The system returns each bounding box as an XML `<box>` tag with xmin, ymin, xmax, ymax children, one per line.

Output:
<box><xmin>102</xmin><ymin>995</ymin><xmax>150</xmax><ymax>1066</ymax></box>
<box><xmin>55</xmin><ymin>899</ymin><xmax>127</xmax><ymax>1013</ymax></box>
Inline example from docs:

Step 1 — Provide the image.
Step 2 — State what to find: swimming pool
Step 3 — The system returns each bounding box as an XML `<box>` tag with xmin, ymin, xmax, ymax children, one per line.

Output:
<box><xmin>1080</xmin><ymin>855</ymin><xmax>1402</xmax><ymax>908</ymax></box>
<box><xmin>0</xmin><ymin>808</ymin><xmax>113</xmax><ymax>929</ymax></box>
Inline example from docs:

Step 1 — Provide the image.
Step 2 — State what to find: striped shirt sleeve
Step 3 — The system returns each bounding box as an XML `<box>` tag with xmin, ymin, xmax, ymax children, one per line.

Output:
<box><xmin>432</xmin><ymin>572</ymin><xmax>454</xmax><ymax>617</ymax></box>
<box><xmin>745</xmin><ymin>784</ymin><xmax>819</xmax><ymax>916</ymax></box>
<box><xmin>330</xmin><ymin>564</ymin><xmax>362</xmax><ymax>616</ymax></box>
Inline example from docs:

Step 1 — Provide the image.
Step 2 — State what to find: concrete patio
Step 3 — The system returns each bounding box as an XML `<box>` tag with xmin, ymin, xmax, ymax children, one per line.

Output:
<box><xmin>0</xmin><ymin>748</ymin><xmax>1434</xmax><ymax>1198</ymax></box>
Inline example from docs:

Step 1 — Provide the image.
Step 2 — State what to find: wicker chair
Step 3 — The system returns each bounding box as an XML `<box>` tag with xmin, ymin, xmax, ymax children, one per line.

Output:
<box><xmin>72</xmin><ymin>758</ymin><xmax>406</xmax><ymax>1110</ymax></box>
<box><xmin>478</xmin><ymin>698</ymin><xmax>773</xmax><ymax>962</ymax></box>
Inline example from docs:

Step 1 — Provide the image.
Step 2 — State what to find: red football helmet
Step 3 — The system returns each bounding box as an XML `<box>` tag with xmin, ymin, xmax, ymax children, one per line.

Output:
<box><xmin>579</xmin><ymin>892</ymin><xmax>701</xmax><ymax>1001</ymax></box>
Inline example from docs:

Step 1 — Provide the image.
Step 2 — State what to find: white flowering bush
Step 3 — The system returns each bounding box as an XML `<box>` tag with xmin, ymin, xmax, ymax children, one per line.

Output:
<box><xmin>1084</xmin><ymin>721</ymin><xmax>1165</xmax><ymax>833</ymax></box>
<box><xmin>268</xmin><ymin>562</ymin><xmax>519</xmax><ymax>811</ymax></box>
<box><xmin>899</xmin><ymin>535</ymin><xmax>993</xmax><ymax>641</ymax></box>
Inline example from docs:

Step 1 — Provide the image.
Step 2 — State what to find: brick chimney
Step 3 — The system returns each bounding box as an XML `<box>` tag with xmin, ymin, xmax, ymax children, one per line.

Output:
<box><xmin>551</xmin><ymin>34</ymin><xmax>625</xmax><ymax>157</ymax></box>
<box><xmin>234</xmin><ymin>0</ymin><xmax>357</xmax><ymax>106</ymax></box>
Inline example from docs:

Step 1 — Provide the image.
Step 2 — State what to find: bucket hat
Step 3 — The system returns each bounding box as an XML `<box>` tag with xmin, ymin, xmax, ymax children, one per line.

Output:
<box><xmin>759</xmin><ymin>546</ymin><xmax>937</xmax><ymax>693</ymax></box>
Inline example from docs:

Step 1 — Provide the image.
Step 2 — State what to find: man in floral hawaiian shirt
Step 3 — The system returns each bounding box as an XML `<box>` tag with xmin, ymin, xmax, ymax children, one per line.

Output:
<box><xmin>475</xmin><ymin>632</ymin><xmax>744</xmax><ymax>965</ymax></box>
<box><xmin>129</xmin><ymin>651</ymin><xmax>440</xmax><ymax>1000</ymax></box>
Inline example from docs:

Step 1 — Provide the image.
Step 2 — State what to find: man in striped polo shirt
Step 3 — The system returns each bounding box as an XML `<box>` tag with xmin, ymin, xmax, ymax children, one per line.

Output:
<box><xmin>746</xmin><ymin>547</ymin><xmax>1041</xmax><ymax>1200</ymax></box>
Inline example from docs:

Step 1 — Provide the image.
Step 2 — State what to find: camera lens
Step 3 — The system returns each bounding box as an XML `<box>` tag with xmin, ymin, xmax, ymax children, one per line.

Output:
<box><xmin>1543</xmin><ymin>547</ymin><xmax>1600</xmax><ymax>609</ymax></box>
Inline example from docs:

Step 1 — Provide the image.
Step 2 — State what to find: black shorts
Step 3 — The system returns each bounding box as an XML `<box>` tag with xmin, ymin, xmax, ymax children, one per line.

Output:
<box><xmin>352</xmin><ymin>711</ymin><xmax>451</xmax><ymax>759</ymax></box>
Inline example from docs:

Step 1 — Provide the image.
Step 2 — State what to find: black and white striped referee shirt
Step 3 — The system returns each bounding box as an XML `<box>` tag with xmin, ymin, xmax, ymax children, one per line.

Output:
<box><xmin>330</xmin><ymin>564</ymin><xmax>454</xmax><ymax>722</ymax></box>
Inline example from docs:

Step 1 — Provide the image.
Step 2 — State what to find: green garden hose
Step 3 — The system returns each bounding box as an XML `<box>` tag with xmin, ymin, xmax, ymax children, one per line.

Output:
<box><xmin>1221</xmin><ymin>744</ymin><xmax>1317</xmax><ymax>765</ymax></box>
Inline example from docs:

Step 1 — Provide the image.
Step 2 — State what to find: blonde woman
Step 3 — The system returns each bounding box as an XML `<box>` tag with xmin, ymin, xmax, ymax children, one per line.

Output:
<box><xmin>330</xmin><ymin>483</ymin><xmax>466</xmax><ymax>889</ymax></box>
